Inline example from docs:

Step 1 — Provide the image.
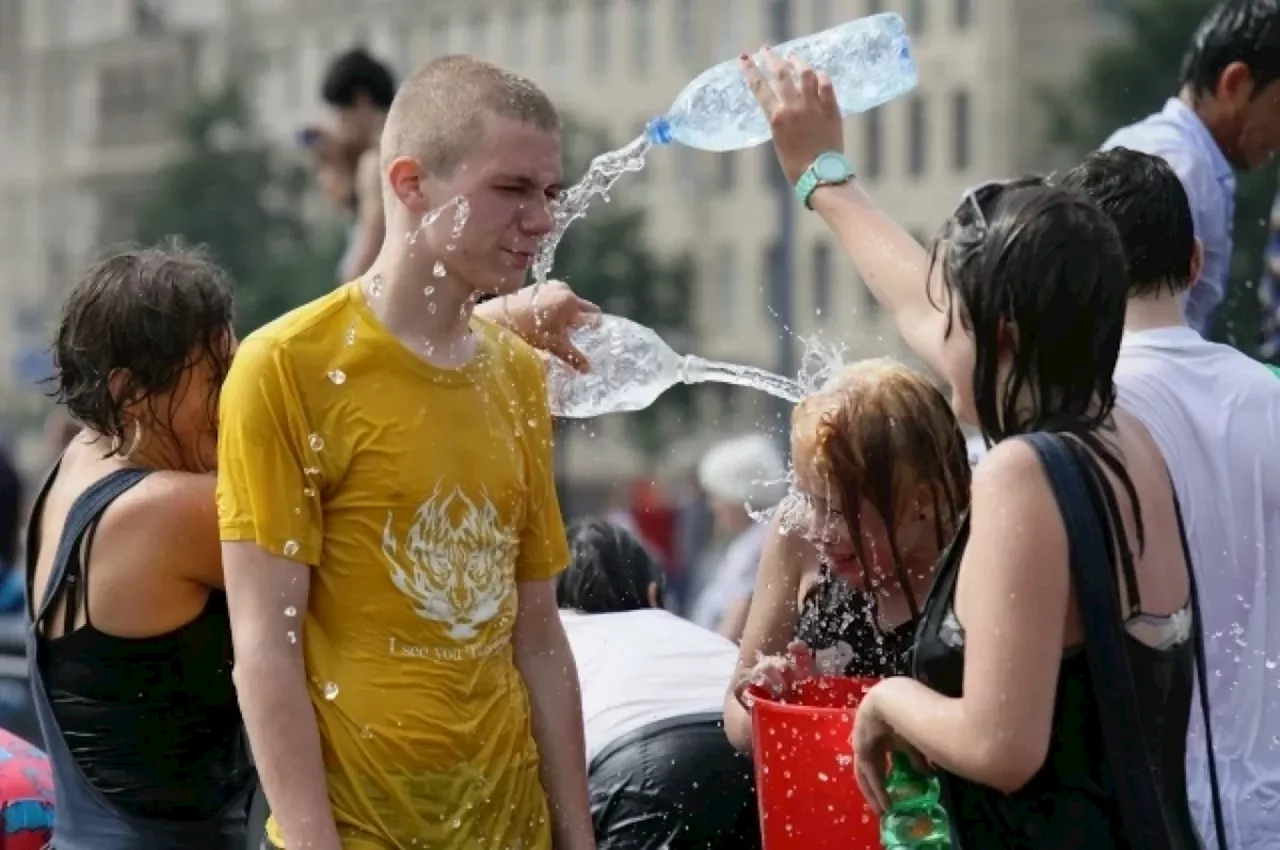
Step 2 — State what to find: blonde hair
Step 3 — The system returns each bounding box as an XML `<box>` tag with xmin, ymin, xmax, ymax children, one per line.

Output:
<box><xmin>380</xmin><ymin>55</ymin><xmax>560</xmax><ymax>176</ymax></box>
<box><xmin>792</xmin><ymin>358</ymin><xmax>970</xmax><ymax>592</ymax></box>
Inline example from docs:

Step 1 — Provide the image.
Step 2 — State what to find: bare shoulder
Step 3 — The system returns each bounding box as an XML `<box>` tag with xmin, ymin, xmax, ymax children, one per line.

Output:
<box><xmin>971</xmin><ymin>438</ymin><xmax>1046</xmax><ymax>498</ymax></box>
<box><xmin>100</xmin><ymin>470</ymin><xmax>217</xmax><ymax>545</ymax></box>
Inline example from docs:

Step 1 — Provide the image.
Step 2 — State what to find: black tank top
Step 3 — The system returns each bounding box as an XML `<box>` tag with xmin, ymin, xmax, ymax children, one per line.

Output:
<box><xmin>911</xmin><ymin>437</ymin><xmax>1201</xmax><ymax>849</ymax></box>
<box><xmin>793</xmin><ymin>566</ymin><xmax>914</xmax><ymax>678</ymax></box>
<box><xmin>26</xmin><ymin>462</ymin><xmax>254</xmax><ymax>847</ymax></box>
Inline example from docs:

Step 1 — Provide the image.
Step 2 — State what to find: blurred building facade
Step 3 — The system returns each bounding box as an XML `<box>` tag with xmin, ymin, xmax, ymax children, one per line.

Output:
<box><xmin>0</xmin><ymin>0</ymin><xmax>1112</xmax><ymax>480</ymax></box>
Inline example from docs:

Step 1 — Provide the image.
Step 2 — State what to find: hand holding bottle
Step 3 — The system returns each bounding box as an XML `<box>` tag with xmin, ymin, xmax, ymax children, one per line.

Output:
<box><xmin>741</xmin><ymin>48</ymin><xmax>847</xmax><ymax>185</ymax></box>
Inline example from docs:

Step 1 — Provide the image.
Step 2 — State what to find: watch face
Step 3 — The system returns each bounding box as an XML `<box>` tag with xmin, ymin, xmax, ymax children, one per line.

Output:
<box><xmin>814</xmin><ymin>153</ymin><xmax>850</xmax><ymax>181</ymax></box>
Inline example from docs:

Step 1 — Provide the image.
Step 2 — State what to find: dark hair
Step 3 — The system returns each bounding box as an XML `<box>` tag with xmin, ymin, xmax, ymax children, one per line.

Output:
<box><xmin>1061</xmin><ymin>148</ymin><xmax>1196</xmax><ymax>298</ymax></box>
<box><xmin>1180</xmin><ymin>0</ymin><xmax>1280</xmax><ymax>97</ymax></box>
<box><xmin>49</xmin><ymin>243</ymin><xmax>235</xmax><ymax>454</ymax></box>
<box><xmin>321</xmin><ymin>48</ymin><xmax>396</xmax><ymax>111</ymax></box>
<box><xmin>557</xmin><ymin>519</ymin><xmax>664</xmax><ymax>614</ymax></box>
<box><xmin>932</xmin><ymin>179</ymin><xmax>1144</xmax><ymax>547</ymax></box>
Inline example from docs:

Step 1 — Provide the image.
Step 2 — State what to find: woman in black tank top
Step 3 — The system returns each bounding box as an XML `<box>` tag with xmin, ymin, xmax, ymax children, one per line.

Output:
<box><xmin>724</xmin><ymin>360</ymin><xmax>970</xmax><ymax>751</ymax></box>
<box><xmin>26</xmin><ymin>246</ymin><xmax>255</xmax><ymax>849</ymax></box>
<box><xmin>839</xmin><ymin>180</ymin><xmax>1207</xmax><ymax>847</ymax></box>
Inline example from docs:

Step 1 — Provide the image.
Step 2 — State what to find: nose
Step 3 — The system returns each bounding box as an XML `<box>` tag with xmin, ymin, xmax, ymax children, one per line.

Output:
<box><xmin>520</xmin><ymin>197</ymin><xmax>557</xmax><ymax>238</ymax></box>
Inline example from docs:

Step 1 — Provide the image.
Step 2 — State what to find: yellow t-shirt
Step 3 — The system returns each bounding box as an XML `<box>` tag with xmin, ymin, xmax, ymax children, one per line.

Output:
<box><xmin>217</xmin><ymin>283</ymin><xmax>569</xmax><ymax>849</ymax></box>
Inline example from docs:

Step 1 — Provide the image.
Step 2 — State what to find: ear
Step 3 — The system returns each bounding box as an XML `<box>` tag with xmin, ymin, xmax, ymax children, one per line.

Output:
<box><xmin>106</xmin><ymin>368</ymin><xmax>136</xmax><ymax>408</ymax></box>
<box><xmin>387</xmin><ymin>155</ymin><xmax>427</xmax><ymax>214</ymax></box>
<box><xmin>1216</xmin><ymin>61</ymin><xmax>1254</xmax><ymax>107</ymax></box>
<box><xmin>1188</xmin><ymin>237</ymin><xmax>1205</xmax><ymax>289</ymax></box>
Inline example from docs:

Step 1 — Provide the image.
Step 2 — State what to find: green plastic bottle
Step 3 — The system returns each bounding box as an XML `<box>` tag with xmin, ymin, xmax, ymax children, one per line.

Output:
<box><xmin>879</xmin><ymin>752</ymin><xmax>952</xmax><ymax>849</ymax></box>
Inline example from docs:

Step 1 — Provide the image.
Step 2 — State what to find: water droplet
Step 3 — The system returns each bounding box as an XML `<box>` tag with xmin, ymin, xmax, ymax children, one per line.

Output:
<box><xmin>428</xmin><ymin>303</ymin><xmax>438</xmax><ymax>314</ymax></box>
<box><xmin>445</xmin><ymin>243</ymin><xmax>457</xmax><ymax>252</ymax></box>
<box><xmin>328</xmin><ymin>369</ymin><xmax>347</xmax><ymax>385</ymax></box>
<box><xmin>345</xmin><ymin>324</ymin><xmax>357</xmax><ymax>346</ymax></box>
<box><xmin>360</xmin><ymin>725</ymin><xmax>374</xmax><ymax>739</ymax></box>
<box><xmin>308</xmin><ymin>433</ymin><xmax>325</xmax><ymax>451</ymax></box>
<box><xmin>284</xmin><ymin>605</ymin><xmax>297</xmax><ymax>617</ymax></box>
<box><xmin>423</xmin><ymin>286</ymin><xmax>436</xmax><ymax>299</ymax></box>
<box><xmin>283</xmin><ymin>540</ymin><xmax>300</xmax><ymax>557</ymax></box>
<box><xmin>286</xmin><ymin>630</ymin><xmax>297</xmax><ymax>643</ymax></box>
<box><xmin>367</xmin><ymin>273</ymin><xmax>384</xmax><ymax>296</ymax></box>
<box><xmin>304</xmin><ymin>467</ymin><xmax>321</xmax><ymax>477</ymax></box>
<box><xmin>323</xmin><ymin>681</ymin><xmax>340</xmax><ymax>700</ymax></box>
<box><xmin>303</xmin><ymin>487</ymin><xmax>316</xmax><ymax>498</ymax></box>
<box><xmin>432</xmin><ymin>262</ymin><xmax>446</xmax><ymax>278</ymax></box>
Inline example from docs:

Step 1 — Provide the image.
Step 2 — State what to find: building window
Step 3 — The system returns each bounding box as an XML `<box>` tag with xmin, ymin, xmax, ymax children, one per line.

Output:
<box><xmin>715</xmin><ymin>245</ymin><xmax>738</xmax><ymax>325</ymax></box>
<box><xmin>674</xmin><ymin>0</ymin><xmax>695</xmax><ymax>66</ymax></box>
<box><xmin>908</xmin><ymin>95</ymin><xmax>927</xmax><ymax>177</ymax></box>
<box><xmin>766</xmin><ymin>0</ymin><xmax>789</xmax><ymax>43</ymax></box>
<box><xmin>428</xmin><ymin>15</ymin><xmax>450</xmax><ymax>58</ymax></box>
<box><xmin>863</xmin><ymin>109</ymin><xmax>883</xmax><ymax>178</ymax></box>
<box><xmin>589</xmin><ymin>0</ymin><xmax>610</xmax><ymax>73</ymax></box>
<box><xmin>632</xmin><ymin>0</ymin><xmax>652</xmax><ymax>72</ymax></box>
<box><xmin>547</xmin><ymin>4</ymin><xmax>568</xmax><ymax>79</ymax></box>
<box><xmin>955</xmin><ymin>0</ymin><xmax>972</xmax><ymax>28</ymax></box>
<box><xmin>812</xmin><ymin>240</ymin><xmax>831</xmax><ymax>320</ymax></box>
<box><xmin>909</xmin><ymin>0</ymin><xmax>925</xmax><ymax>33</ymax></box>
<box><xmin>716</xmin><ymin>151</ymin><xmax>736</xmax><ymax>192</ymax></box>
<box><xmin>764</xmin><ymin>241</ymin><xmax>784</xmax><ymax>323</ymax></box>
<box><xmin>506</xmin><ymin>6</ymin><xmax>527</xmax><ymax>66</ymax></box>
<box><xmin>812</xmin><ymin>0</ymin><xmax>833</xmax><ymax>30</ymax></box>
<box><xmin>467</xmin><ymin>12</ymin><xmax>490</xmax><ymax>57</ymax></box>
<box><xmin>952</xmin><ymin>89</ymin><xmax>970</xmax><ymax>171</ymax></box>
<box><xmin>714</xmin><ymin>0</ymin><xmax>738</xmax><ymax>59</ymax></box>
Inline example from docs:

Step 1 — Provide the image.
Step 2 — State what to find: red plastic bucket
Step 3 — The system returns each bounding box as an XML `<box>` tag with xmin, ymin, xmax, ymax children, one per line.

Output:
<box><xmin>749</xmin><ymin>675</ymin><xmax>881</xmax><ymax>850</ymax></box>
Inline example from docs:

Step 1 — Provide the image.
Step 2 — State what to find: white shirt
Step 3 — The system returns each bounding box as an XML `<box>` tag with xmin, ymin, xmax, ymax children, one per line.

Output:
<box><xmin>560</xmin><ymin>608</ymin><xmax>739</xmax><ymax>764</ymax></box>
<box><xmin>689</xmin><ymin>521</ymin><xmax>768</xmax><ymax>631</ymax></box>
<box><xmin>1115</xmin><ymin>326</ymin><xmax>1280</xmax><ymax>848</ymax></box>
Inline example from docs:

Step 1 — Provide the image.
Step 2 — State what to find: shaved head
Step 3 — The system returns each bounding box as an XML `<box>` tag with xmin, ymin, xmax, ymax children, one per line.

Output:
<box><xmin>381</xmin><ymin>55</ymin><xmax>561</xmax><ymax>177</ymax></box>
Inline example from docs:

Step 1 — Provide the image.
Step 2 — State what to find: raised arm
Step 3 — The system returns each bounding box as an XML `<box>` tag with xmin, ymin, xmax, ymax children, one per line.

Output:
<box><xmin>741</xmin><ymin>51</ymin><xmax>950</xmax><ymax>375</ymax></box>
<box><xmin>723</xmin><ymin>513</ymin><xmax>817</xmax><ymax>752</ymax></box>
<box><xmin>475</xmin><ymin>281</ymin><xmax>601</xmax><ymax>371</ymax></box>
<box><xmin>223</xmin><ymin>543</ymin><xmax>339</xmax><ymax>850</ymax></box>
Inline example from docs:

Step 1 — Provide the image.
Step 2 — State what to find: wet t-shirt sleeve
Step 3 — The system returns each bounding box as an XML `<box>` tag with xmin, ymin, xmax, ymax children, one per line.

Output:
<box><xmin>510</xmin><ymin>338</ymin><xmax>569</xmax><ymax>583</ymax></box>
<box><xmin>216</xmin><ymin>336</ymin><xmax>325</xmax><ymax>564</ymax></box>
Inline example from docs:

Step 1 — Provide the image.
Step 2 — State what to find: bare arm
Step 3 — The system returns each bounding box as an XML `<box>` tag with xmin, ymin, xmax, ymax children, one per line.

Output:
<box><xmin>808</xmin><ymin>182</ymin><xmax>949</xmax><ymax>374</ymax></box>
<box><xmin>716</xmin><ymin>597</ymin><xmax>752</xmax><ymax>643</ymax></box>
<box><xmin>347</xmin><ymin>151</ymin><xmax>384</xmax><ymax>278</ymax></box>
<box><xmin>513</xmin><ymin>579</ymin><xmax>595</xmax><ymax>850</ymax></box>
<box><xmin>474</xmin><ymin>281</ymin><xmax>601</xmax><ymax>371</ymax></box>
<box><xmin>223</xmin><ymin>542</ymin><xmax>340</xmax><ymax>850</ymax></box>
<box><xmin>863</xmin><ymin>442</ymin><xmax>1068</xmax><ymax>793</ymax></box>
<box><xmin>723</xmin><ymin>514</ymin><xmax>816</xmax><ymax>752</ymax></box>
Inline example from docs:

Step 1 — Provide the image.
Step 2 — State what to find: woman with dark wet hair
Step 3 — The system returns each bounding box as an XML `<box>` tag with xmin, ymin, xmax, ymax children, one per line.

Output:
<box><xmin>744</xmin><ymin>53</ymin><xmax>1218</xmax><ymax>849</ymax></box>
<box><xmin>26</xmin><ymin>244</ymin><xmax>254</xmax><ymax>848</ymax></box>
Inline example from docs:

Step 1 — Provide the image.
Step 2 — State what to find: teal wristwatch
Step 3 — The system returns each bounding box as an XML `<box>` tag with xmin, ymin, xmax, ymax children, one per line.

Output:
<box><xmin>795</xmin><ymin>152</ymin><xmax>855</xmax><ymax>209</ymax></box>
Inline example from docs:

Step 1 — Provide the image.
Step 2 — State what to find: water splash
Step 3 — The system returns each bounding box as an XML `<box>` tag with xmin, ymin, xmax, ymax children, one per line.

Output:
<box><xmin>531</xmin><ymin>134</ymin><xmax>652</xmax><ymax>288</ymax></box>
<box><xmin>683</xmin><ymin>356</ymin><xmax>803</xmax><ymax>402</ymax></box>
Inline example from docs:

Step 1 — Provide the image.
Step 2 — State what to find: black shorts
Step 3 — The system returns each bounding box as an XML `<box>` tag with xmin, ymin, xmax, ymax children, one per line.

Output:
<box><xmin>589</xmin><ymin>712</ymin><xmax>761</xmax><ymax>850</ymax></box>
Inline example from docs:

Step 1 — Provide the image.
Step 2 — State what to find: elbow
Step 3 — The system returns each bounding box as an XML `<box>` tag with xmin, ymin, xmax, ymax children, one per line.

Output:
<box><xmin>722</xmin><ymin>691</ymin><xmax>753</xmax><ymax>753</ymax></box>
<box><xmin>967</xmin><ymin>733</ymin><xmax>1048</xmax><ymax>795</ymax></box>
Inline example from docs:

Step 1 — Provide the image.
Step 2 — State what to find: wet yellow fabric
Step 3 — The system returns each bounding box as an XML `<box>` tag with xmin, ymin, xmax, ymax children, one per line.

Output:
<box><xmin>217</xmin><ymin>283</ymin><xmax>568</xmax><ymax>849</ymax></box>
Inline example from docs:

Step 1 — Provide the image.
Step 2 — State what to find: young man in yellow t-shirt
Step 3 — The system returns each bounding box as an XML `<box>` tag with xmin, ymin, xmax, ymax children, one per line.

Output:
<box><xmin>216</xmin><ymin>55</ymin><xmax>596</xmax><ymax>850</ymax></box>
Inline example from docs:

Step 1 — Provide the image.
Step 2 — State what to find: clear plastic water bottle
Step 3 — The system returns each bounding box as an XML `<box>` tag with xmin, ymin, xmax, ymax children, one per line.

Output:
<box><xmin>546</xmin><ymin>315</ymin><xmax>802</xmax><ymax>419</ymax></box>
<box><xmin>645</xmin><ymin>12</ymin><xmax>916</xmax><ymax>152</ymax></box>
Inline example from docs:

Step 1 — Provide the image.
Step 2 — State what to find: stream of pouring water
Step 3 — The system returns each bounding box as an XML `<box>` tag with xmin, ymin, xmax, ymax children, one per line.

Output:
<box><xmin>531</xmin><ymin>134</ymin><xmax>652</xmax><ymax>289</ymax></box>
<box><xmin>682</xmin><ymin>356</ymin><xmax>803</xmax><ymax>403</ymax></box>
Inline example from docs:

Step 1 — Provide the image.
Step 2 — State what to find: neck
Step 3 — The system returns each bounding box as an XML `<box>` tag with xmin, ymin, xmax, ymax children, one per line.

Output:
<box><xmin>875</xmin><ymin>549</ymin><xmax>936</xmax><ymax>629</ymax></box>
<box><xmin>99</xmin><ymin>423</ymin><xmax>187</xmax><ymax>472</ymax></box>
<box><xmin>1178</xmin><ymin>86</ymin><xmax>1237</xmax><ymax>164</ymax></box>
<box><xmin>1125</xmin><ymin>292</ymin><xmax>1189</xmax><ymax>333</ymax></box>
<box><xmin>362</xmin><ymin>240</ymin><xmax>478</xmax><ymax>361</ymax></box>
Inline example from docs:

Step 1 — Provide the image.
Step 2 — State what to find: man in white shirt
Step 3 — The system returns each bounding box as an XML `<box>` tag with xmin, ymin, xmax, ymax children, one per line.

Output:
<box><xmin>557</xmin><ymin>518</ymin><xmax>761</xmax><ymax>850</ymax></box>
<box><xmin>1063</xmin><ymin>147</ymin><xmax>1280</xmax><ymax>849</ymax></box>
<box><xmin>1102</xmin><ymin>0</ymin><xmax>1280</xmax><ymax>335</ymax></box>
